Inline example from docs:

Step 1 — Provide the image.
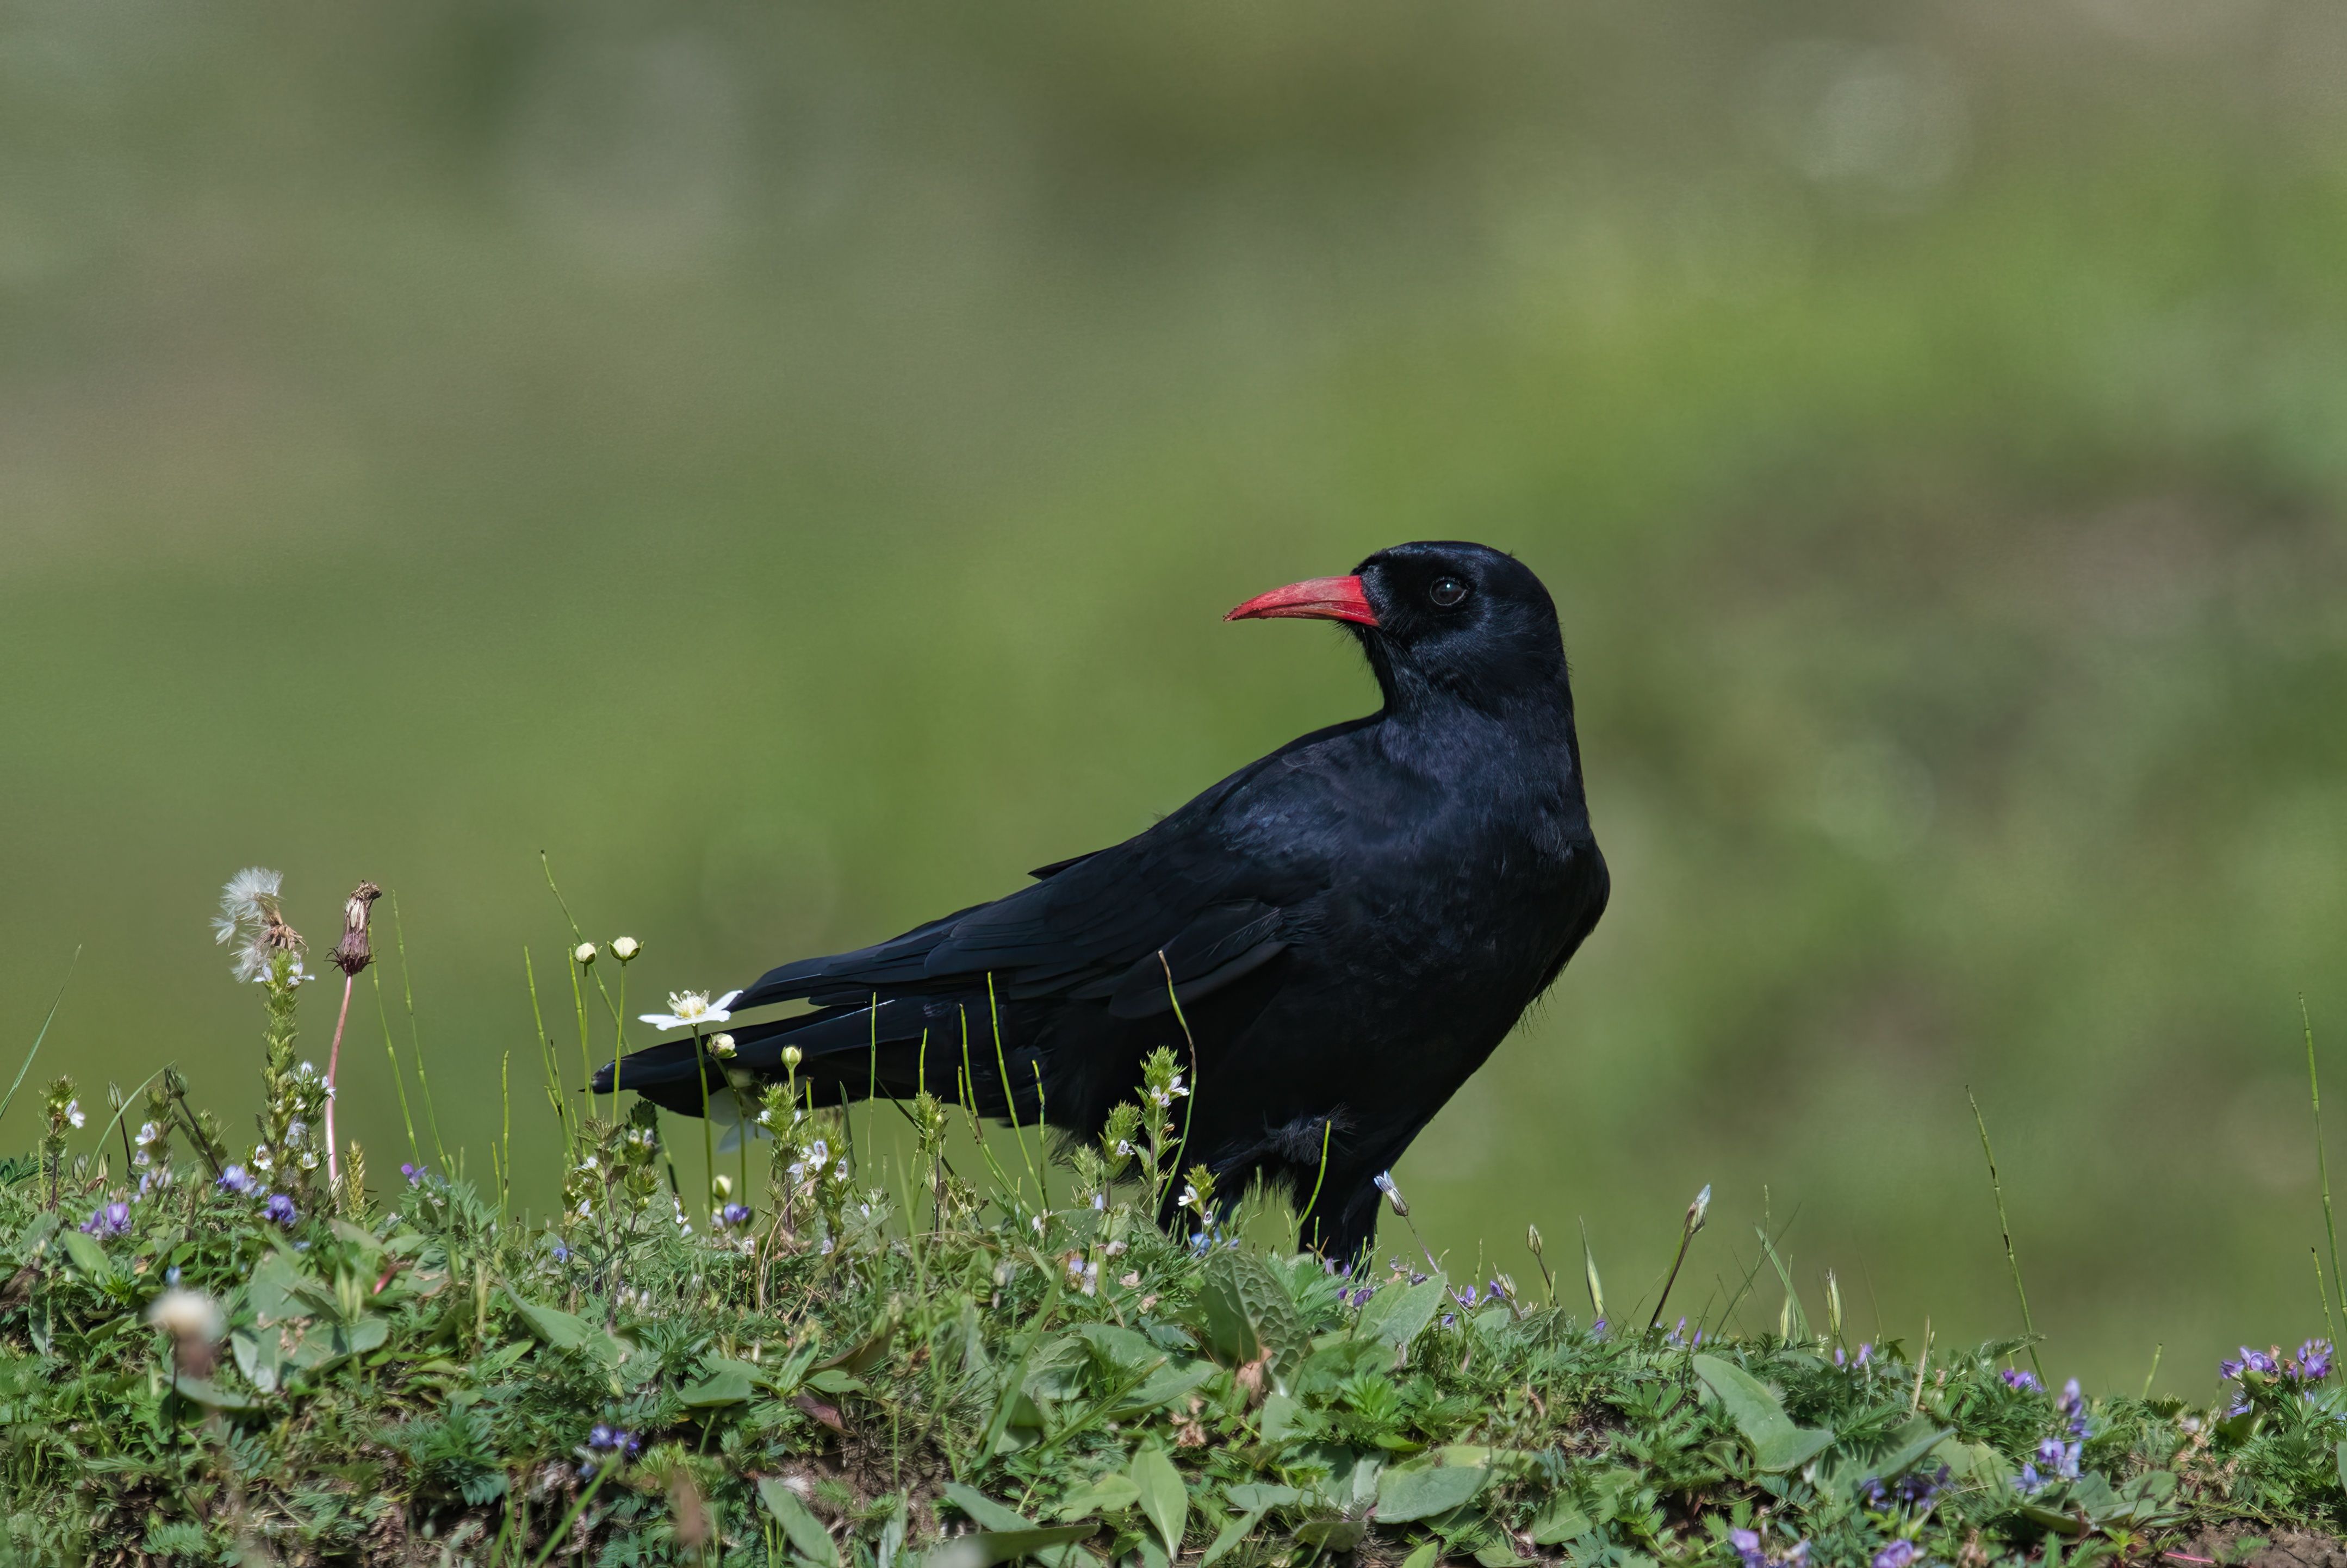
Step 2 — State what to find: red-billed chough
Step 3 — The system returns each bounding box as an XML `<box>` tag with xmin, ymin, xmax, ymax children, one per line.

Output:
<box><xmin>597</xmin><ymin>540</ymin><xmax>1607</xmax><ymax>1256</ymax></box>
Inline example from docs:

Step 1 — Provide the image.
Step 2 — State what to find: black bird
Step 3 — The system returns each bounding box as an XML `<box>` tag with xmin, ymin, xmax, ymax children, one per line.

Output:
<box><xmin>597</xmin><ymin>541</ymin><xmax>1607</xmax><ymax>1256</ymax></box>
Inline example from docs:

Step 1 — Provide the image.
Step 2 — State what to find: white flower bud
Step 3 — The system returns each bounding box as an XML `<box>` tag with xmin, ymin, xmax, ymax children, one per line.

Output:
<box><xmin>781</xmin><ymin>1046</ymin><xmax>802</xmax><ymax>1070</ymax></box>
<box><xmin>574</xmin><ymin>942</ymin><xmax>598</xmax><ymax>966</ymax></box>
<box><xmin>610</xmin><ymin>937</ymin><xmax>641</xmax><ymax>962</ymax></box>
<box><xmin>711</xmin><ymin>1033</ymin><xmax>736</xmax><ymax>1059</ymax></box>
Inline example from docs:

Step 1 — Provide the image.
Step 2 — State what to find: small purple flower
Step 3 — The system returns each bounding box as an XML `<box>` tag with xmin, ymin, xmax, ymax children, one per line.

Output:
<box><xmin>1729</xmin><ymin>1529</ymin><xmax>1766</xmax><ymax>1568</ymax></box>
<box><xmin>719</xmin><ymin>1203</ymin><xmax>752</xmax><ymax>1228</ymax></box>
<box><xmin>1441</xmin><ymin>1313</ymin><xmax>1456</xmax><ymax>1328</ymax></box>
<box><xmin>80</xmin><ymin>1202</ymin><xmax>131</xmax><ymax>1239</ymax></box>
<box><xmin>2000</xmin><ymin>1367</ymin><xmax>2041</xmax><ymax>1392</ymax></box>
<box><xmin>1784</xmin><ymin>1546</ymin><xmax>1809</xmax><ymax>1568</ymax></box>
<box><xmin>1872</xmin><ymin>1542</ymin><xmax>1919</xmax><ymax>1568</ymax></box>
<box><xmin>1854</xmin><ymin>1342</ymin><xmax>1870</xmax><ymax>1366</ymax></box>
<box><xmin>1410</xmin><ymin>1272</ymin><xmax>1427</xmax><ymax>1286</ymax></box>
<box><xmin>1591</xmin><ymin>1317</ymin><xmax>1607</xmax><ymax>1337</ymax></box>
<box><xmin>586</xmin><ymin>1425</ymin><xmax>640</xmax><ymax>1458</ymax></box>
<box><xmin>400</xmin><ymin>1162</ymin><xmax>426</xmax><ymax>1186</ymax></box>
<box><xmin>550</xmin><ymin>1241</ymin><xmax>572</xmax><ymax>1262</ymax></box>
<box><xmin>2057</xmin><ymin>1377</ymin><xmax>2087</xmax><ymax>1437</ymax></box>
<box><xmin>264</xmin><ymin>1193</ymin><xmax>299</xmax><ymax>1227</ymax></box>
<box><xmin>1454</xmin><ymin>1284</ymin><xmax>1480</xmax><ymax>1310</ymax></box>
<box><xmin>216</xmin><ymin>1165</ymin><xmax>254</xmax><ymax>1195</ymax></box>
<box><xmin>2034</xmin><ymin>1437</ymin><xmax>2079</xmax><ymax>1481</ymax></box>
<box><xmin>1832</xmin><ymin>1346</ymin><xmax>1845</xmax><ymax>1368</ymax></box>
<box><xmin>2298</xmin><ymin>1339</ymin><xmax>2334</xmax><ymax>1382</ymax></box>
<box><xmin>2015</xmin><ymin>1462</ymin><xmax>2044</xmax><ymax>1495</ymax></box>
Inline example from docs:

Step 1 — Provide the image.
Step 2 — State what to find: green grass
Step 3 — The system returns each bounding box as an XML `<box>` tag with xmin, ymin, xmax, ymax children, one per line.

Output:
<box><xmin>12</xmin><ymin>939</ymin><xmax>2347</xmax><ymax>1566</ymax></box>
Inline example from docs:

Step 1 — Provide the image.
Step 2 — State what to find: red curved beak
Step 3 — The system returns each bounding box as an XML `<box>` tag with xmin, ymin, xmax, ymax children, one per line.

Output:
<box><xmin>1224</xmin><ymin>574</ymin><xmax>1378</xmax><ymax>627</ymax></box>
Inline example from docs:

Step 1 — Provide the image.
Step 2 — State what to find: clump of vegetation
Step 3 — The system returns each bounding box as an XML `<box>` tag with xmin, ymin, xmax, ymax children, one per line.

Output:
<box><xmin>7</xmin><ymin>872</ymin><xmax>2347</xmax><ymax>1565</ymax></box>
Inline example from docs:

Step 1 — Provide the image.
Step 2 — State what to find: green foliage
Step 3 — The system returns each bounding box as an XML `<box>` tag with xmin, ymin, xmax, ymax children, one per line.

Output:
<box><xmin>12</xmin><ymin>1082</ymin><xmax>2347</xmax><ymax>1566</ymax></box>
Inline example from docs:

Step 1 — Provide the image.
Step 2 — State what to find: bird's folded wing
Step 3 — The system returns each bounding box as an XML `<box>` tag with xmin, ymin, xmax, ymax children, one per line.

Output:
<box><xmin>734</xmin><ymin>835</ymin><xmax>1296</xmax><ymax>1016</ymax></box>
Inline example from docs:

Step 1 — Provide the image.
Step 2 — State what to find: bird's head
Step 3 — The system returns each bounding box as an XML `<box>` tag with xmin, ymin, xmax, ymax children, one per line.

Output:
<box><xmin>1226</xmin><ymin>540</ymin><xmax>1569</xmax><ymax>714</ymax></box>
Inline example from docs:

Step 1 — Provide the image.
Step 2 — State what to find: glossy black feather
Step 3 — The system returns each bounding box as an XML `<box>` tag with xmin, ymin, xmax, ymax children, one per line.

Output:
<box><xmin>595</xmin><ymin>541</ymin><xmax>1607</xmax><ymax>1258</ymax></box>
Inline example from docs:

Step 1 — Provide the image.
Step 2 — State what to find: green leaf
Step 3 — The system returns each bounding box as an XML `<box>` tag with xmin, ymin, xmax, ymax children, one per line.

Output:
<box><xmin>938</xmin><ymin>1486</ymin><xmax>1094</xmax><ymax>1568</ymax></box>
<box><xmin>1129</xmin><ymin>1443</ymin><xmax>1188</xmax><ymax>1554</ymax></box>
<box><xmin>2336</xmin><ymin>1441</ymin><xmax>2346</xmax><ymax>1499</ymax></box>
<box><xmin>1294</xmin><ymin>1519</ymin><xmax>1367</xmax><ymax>1552</ymax></box>
<box><xmin>1202</xmin><ymin>1486</ymin><xmax>1301</xmax><ymax>1568</ymax></box>
<box><xmin>1114</xmin><ymin>1358</ymin><xmax>1218</xmax><ymax>1418</ymax></box>
<box><xmin>58</xmin><ymin>1230</ymin><xmax>113</xmax><ymax>1281</ymax></box>
<box><xmin>1690</xmin><ymin>1354</ymin><xmax>1833</xmax><ymax>1473</ymax></box>
<box><xmin>804</xmin><ymin>1367</ymin><xmax>867</xmax><ymax>1396</ymax></box>
<box><xmin>1356</xmin><ymin>1277</ymin><xmax>1447</xmax><ymax>1352</ymax></box>
<box><xmin>759</xmin><ymin>1479</ymin><xmax>841</xmax><ymax>1566</ymax></box>
<box><xmin>1376</xmin><ymin>1462</ymin><xmax>1488</xmax><ymax>1524</ymax></box>
<box><xmin>1053</xmin><ymin>1473</ymin><xmax>1140</xmax><ymax>1520</ymax></box>
<box><xmin>505</xmin><ymin>1291</ymin><xmax>589</xmax><ymax>1350</ymax></box>
<box><xmin>164</xmin><ymin>1375</ymin><xmax>257</xmax><ymax>1411</ymax></box>
<box><xmin>1529</xmin><ymin>1498</ymin><xmax>1593</xmax><ymax>1545</ymax></box>
<box><xmin>1474</xmin><ymin>1546</ymin><xmax>1532</xmax><ymax>1568</ymax></box>
<box><xmin>248</xmin><ymin>1251</ymin><xmax>310</xmax><ymax>1324</ymax></box>
<box><xmin>682</xmin><ymin>1366</ymin><xmax>756</xmax><ymax>1407</ymax></box>
<box><xmin>1258</xmin><ymin>1392</ymin><xmax>1305</xmax><ymax>1444</ymax></box>
<box><xmin>1400</xmin><ymin>1540</ymin><xmax>1441</xmax><ymax>1568</ymax></box>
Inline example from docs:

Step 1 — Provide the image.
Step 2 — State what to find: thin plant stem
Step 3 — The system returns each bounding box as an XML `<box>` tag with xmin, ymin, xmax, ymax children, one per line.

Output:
<box><xmin>389</xmin><ymin>893</ymin><xmax>449</xmax><ymax>1169</ymax></box>
<box><xmin>1649</xmin><ymin>1227</ymin><xmax>1697</xmax><ymax>1330</ymax></box>
<box><xmin>499</xmin><ymin>1049</ymin><xmax>512</xmax><ymax>1215</ymax></box>
<box><xmin>2318</xmin><ymin>1248</ymin><xmax>2339</xmax><ymax>1374</ymax></box>
<box><xmin>523</xmin><ymin>947</ymin><xmax>574</xmax><ymax>1159</ymax></box>
<box><xmin>692</xmin><ymin>1027</ymin><xmax>715</xmax><ymax>1222</ymax></box>
<box><xmin>567</xmin><ymin>945</ymin><xmax>594</xmax><ymax>1122</ymax></box>
<box><xmin>325</xmin><ymin>972</ymin><xmax>355</xmax><ymax>1193</ymax></box>
<box><xmin>986</xmin><ymin>975</ymin><xmax>1042</xmax><ymax>1205</ymax></box>
<box><xmin>1968</xmin><ymin>1090</ymin><xmax>2042</xmax><ymax>1381</ymax></box>
<box><xmin>2142</xmin><ymin>1342</ymin><xmax>2164</xmax><ymax>1401</ymax></box>
<box><xmin>2306</xmin><ymin>998</ymin><xmax>2345</xmax><ymax>1331</ymax></box>
<box><xmin>0</xmin><ymin>945</ymin><xmax>79</xmax><ymax>1131</ymax></box>
<box><xmin>369</xmin><ymin>965</ymin><xmax>422</xmax><ymax>1167</ymax></box>
<box><xmin>1296</xmin><ymin>1119</ymin><xmax>1334</xmax><ymax>1249</ymax></box>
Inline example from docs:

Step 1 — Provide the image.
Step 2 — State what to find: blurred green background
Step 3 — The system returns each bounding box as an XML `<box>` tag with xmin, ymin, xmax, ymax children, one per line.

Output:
<box><xmin>5</xmin><ymin>0</ymin><xmax>2346</xmax><ymax>1393</ymax></box>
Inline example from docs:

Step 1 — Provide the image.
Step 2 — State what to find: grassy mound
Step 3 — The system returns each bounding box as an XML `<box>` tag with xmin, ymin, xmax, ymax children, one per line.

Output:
<box><xmin>15</xmin><ymin>1084</ymin><xmax>2347</xmax><ymax>1566</ymax></box>
<box><xmin>11</xmin><ymin>902</ymin><xmax>2347</xmax><ymax>1566</ymax></box>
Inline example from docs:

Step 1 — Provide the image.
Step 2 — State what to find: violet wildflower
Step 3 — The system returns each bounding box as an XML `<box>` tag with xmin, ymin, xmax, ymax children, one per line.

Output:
<box><xmin>400</xmin><ymin>1162</ymin><xmax>425</xmax><ymax>1185</ymax></box>
<box><xmin>719</xmin><ymin>1203</ymin><xmax>752</xmax><ymax>1228</ymax></box>
<box><xmin>2298</xmin><ymin>1339</ymin><xmax>2334</xmax><ymax>1381</ymax></box>
<box><xmin>1454</xmin><ymin>1284</ymin><xmax>1480</xmax><ymax>1310</ymax></box>
<box><xmin>1854</xmin><ymin>1342</ymin><xmax>1870</xmax><ymax>1366</ymax></box>
<box><xmin>2034</xmin><ymin>1437</ymin><xmax>2079</xmax><ymax>1481</ymax></box>
<box><xmin>216</xmin><ymin>1165</ymin><xmax>255</xmax><ymax>1196</ymax></box>
<box><xmin>1872</xmin><ymin>1542</ymin><xmax>1920</xmax><ymax>1568</ymax></box>
<box><xmin>2015</xmin><ymin>1462</ymin><xmax>2044</xmax><ymax>1495</ymax></box>
<box><xmin>2000</xmin><ymin>1368</ymin><xmax>2042</xmax><ymax>1392</ymax></box>
<box><xmin>1730</xmin><ymin>1529</ymin><xmax>1767</xmax><ymax>1568</ymax></box>
<box><xmin>264</xmin><ymin>1193</ymin><xmax>299</xmax><ymax>1227</ymax></box>
<box><xmin>2056</xmin><ymin>1377</ymin><xmax>2087</xmax><ymax>1437</ymax></box>
<box><xmin>80</xmin><ymin>1202</ymin><xmax>131</xmax><ymax>1239</ymax></box>
<box><xmin>1441</xmin><ymin>1313</ymin><xmax>1456</xmax><ymax>1328</ymax></box>
<box><xmin>1591</xmin><ymin>1317</ymin><xmax>1607</xmax><ymax>1336</ymax></box>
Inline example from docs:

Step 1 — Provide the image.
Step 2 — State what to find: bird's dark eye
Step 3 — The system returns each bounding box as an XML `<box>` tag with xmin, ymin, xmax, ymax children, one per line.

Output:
<box><xmin>1429</xmin><ymin>576</ymin><xmax>1469</xmax><ymax>608</ymax></box>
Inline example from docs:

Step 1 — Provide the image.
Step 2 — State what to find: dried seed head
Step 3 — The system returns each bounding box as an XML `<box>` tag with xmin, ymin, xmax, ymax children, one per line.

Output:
<box><xmin>332</xmin><ymin>881</ymin><xmax>381</xmax><ymax>978</ymax></box>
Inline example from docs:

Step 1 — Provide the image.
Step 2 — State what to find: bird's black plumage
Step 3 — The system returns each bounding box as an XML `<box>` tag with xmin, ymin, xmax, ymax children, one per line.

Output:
<box><xmin>595</xmin><ymin>541</ymin><xmax>1607</xmax><ymax>1256</ymax></box>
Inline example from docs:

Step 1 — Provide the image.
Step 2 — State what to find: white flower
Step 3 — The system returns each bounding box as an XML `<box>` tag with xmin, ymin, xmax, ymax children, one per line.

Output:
<box><xmin>809</xmin><ymin>1140</ymin><xmax>828</xmax><ymax>1163</ymax></box>
<box><xmin>286</xmin><ymin>1120</ymin><xmax>307</xmax><ymax>1146</ymax></box>
<box><xmin>1175</xmin><ymin>1183</ymin><xmax>1202</xmax><ymax>1211</ymax></box>
<box><xmin>573</xmin><ymin>942</ymin><xmax>598</xmax><ymax>966</ymax></box>
<box><xmin>574</xmin><ymin>1199</ymin><xmax>593</xmax><ymax>1219</ymax></box>
<box><xmin>1091</xmin><ymin>1193</ymin><xmax>1106</xmax><ymax>1210</ymax></box>
<box><xmin>710</xmin><ymin>1033</ymin><xmax>736</xmax><ymax>1058</ymax></box>
<box><xmin>1115</xmin><ymin>1140</ymin><xmax>1134</xmax><ymax>1158</ymax></box>
<box><xmin>65</xmin><ymin>1100</ymin><xmax>84</xmax><ymax>1130</ymax></box>
<box><xmin>1373</xmin><ymin>1169</ymin><xmax>1409</xmax><ymax>1217</ymax></box>
<box><xmin>639</xmin><ymin>990</ymin><xmax>741</xmax><ymax>1031</ymax></box>
<box><xmin>147</xmin><ymin>1289</ymin><xmax>225</xmax><ymax>1346</ymax></box>
<box><xmin>610</xmin><ymin>936</ymin><xmax>641</xmax><ymax>962</ymax></box>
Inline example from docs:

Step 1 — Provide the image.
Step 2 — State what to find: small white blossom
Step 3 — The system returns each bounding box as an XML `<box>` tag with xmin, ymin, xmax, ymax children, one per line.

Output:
<box><xmin>573</xmin><ymin>942</ymin><xmax>598</xmax><ymax>966</ymax></box>
<box><xmin>1175</xmin><ymin>1183</ymin><xmax>1203</xmax><ymax>1211</ymax></box>
<box><xmin>610</xmin><ymin>936</ymin><xmax>641</xmax><ymax>962</ymax></box>
<box><xmin>710</xmin><ymin>1032</ymin><xmax>736</xmax><ymax>1059</ymax></box>
<box><xmin>639</xmin><ymin>990</ymin><xmax>742</xmax><ymax>1031</ymax></box>
<box><xmin>65</xmin><ymin>1100</ymin><xmax>84</xmax><ymax>1130</ymax></box>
